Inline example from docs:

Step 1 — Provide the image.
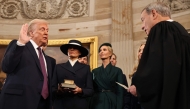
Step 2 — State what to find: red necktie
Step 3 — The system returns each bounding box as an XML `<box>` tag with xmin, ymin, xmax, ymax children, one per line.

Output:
<box><xmin>37</xmin><ymin>47</ymin><xmax>49</xmax><ymax>99</ymax></box>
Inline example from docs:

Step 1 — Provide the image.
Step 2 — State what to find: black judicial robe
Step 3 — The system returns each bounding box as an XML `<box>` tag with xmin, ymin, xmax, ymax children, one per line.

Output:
<box><xmin>133</xmin><ymin>21</ymin><xmax>190</xmax><ymax>109</ymax></box>
<box><xmin>89</xmin><ymin>63</ymin><xmax>124</xmax><ymax>109</ymax></box>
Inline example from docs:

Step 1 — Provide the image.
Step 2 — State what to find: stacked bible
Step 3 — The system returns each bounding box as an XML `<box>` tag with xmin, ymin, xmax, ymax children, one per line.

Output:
<box><xmin>61</xmin><ymin>79</ymin><xmax>76</xmax><ymax>89</ymax></box>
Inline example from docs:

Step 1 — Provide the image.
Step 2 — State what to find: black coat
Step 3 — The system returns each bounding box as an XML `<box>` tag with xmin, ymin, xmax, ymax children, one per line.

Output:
<box><xmin>130</xmin><ymin>73</ymin><xmax>143</xmax><ymax>109</ymax></box>
<box><xmin>52</xmin><ymin>61</ymin><xmax>94</xmax><ymax>109</ymax></box>
<box><xmin>89</xmin><ymin>63</ymin><xmax>124</xmax><ymax>109</ymax></box>
<box><xmin>0</xmin><ymin>40</ymin><xmax>55</xmax><ymax>109</ymax></box>
<box><xmin>133</xmin><ymin>21</ymin><xmax>190</xmax><ymax>109</ymax></box>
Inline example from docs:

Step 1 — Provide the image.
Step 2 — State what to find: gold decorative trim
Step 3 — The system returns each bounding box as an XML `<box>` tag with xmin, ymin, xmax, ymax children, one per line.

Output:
<box><xmin>0</xmin><ymin>36</ymin><xmax>98</xmax><ymax>70</ymax></box>
<box><xmin>48</xmin><ymin>36</ymin><xmax>96</xmax><ymax>45</ymax></box>
<box><xmin>0</xmin><ymin>39</ymin><xmax>13</xmax><ymax>45</ymax></box>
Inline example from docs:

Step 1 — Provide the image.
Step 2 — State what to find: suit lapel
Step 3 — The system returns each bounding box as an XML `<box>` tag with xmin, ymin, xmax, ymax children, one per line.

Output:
<box><xmin>26</xmin><ymin>42</ymin><xmax>42</xmax><ymax>74</ymax></box>
<box><xmin>73</xmin><ymin>61</ymin><xmax>85</xmax><ymax>72</ymax></box>
<box><xmin>62</xmin><ymin>61</ymin><xmax>76</xmax><ymax>74</ymax></box>
<box><xmin>61</xmin><ymin>61</ymin><xmax>85</xmax><ymax>74</ymax></box>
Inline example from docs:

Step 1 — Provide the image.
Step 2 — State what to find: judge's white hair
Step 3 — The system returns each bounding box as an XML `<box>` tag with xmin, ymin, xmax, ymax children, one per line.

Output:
<box><xmin>142</xmin><ymin>2</ymin><xmax>171</xmax><ymax>18</ymax></box>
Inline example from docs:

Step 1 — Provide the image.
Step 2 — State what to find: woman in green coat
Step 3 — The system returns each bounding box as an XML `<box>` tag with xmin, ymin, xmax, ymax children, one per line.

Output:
<box><xmin>89</xmin><ymin>43</ymin><xmax>124</xmax><ymax>109</ymax></box>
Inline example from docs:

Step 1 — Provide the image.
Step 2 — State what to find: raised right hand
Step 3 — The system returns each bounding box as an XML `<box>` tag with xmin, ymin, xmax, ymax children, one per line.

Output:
<box><xmin>18</xmin><ymin>23</ymin><xmax>31</xmax><ymax>44</ymax></box>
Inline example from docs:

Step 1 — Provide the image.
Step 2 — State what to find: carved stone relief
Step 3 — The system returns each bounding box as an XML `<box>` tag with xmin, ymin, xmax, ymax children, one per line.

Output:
<box><xmin>159</xmin><ymin>0</ymin><xmax>190</xmax><ymax>13</ymax></box>
<box><xmin>20</xmin><ymin>0</ymin><xmax>67</xmax><ymax>19</ymax></box>
<box><xmin>66</xmin><ymin>0</ymin><xmax>89</xmax><ymax>17</ymax></box>
<box><xmin>0</xmin><ymin>0</ymin><xmax>20</xmax><ymax>19</ymax></box>
<box><xmin>0</xmin><ymin>0</ymin><xmax>90</xmax><ymax>19</ymax></box>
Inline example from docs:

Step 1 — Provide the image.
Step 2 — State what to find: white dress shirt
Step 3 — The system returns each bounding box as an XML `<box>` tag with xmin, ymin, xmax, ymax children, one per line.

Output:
<box><xmin>69</xmin><ymin>59</ymin><xmax>78</xmax><ymax>67</ymax></box>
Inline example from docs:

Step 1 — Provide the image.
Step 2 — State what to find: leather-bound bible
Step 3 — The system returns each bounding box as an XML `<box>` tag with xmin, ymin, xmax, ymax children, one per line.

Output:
<box><xmin>61</xmin><ymin>79</ymin><xmax>76</xmax><ymax>89</ymax></box>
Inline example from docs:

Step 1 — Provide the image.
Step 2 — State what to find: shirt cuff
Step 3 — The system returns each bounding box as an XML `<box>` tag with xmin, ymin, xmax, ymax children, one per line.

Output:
<box><xmin>17</xmin><ymin>41</ymin><xmax>25</xmax><ymax>46</ymax></box>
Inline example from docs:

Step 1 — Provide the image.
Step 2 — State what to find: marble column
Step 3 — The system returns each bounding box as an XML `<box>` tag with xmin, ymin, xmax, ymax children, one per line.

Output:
<box><xmin>111</xmin><ymin>0</ymin><xmax>133</xmax><ymax>85</ymax></box>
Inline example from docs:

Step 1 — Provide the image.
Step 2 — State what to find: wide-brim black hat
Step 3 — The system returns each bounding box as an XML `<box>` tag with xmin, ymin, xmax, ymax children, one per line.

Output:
<box><xmin>60</xmin><ymin>39</ymin><xmax>88</xmax><ymax>57</ymax></box>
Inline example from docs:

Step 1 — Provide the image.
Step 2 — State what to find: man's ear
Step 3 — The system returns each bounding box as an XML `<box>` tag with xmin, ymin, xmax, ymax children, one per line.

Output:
<box><xmin>151</xmin><ymin>9</ymin><xmax>158</xmax><ymax>20</ymax></box>
<box><xmin>29</xmin><ymin>32</ymin><xmax>33</xmax><ymax>37</ymax></box>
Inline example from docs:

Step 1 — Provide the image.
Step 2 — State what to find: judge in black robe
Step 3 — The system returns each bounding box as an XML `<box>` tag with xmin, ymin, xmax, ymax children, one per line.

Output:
<box><xmin>132</xmin><ymin>2</ymin><xmax>190</xmax><ymax>109</ymax></box>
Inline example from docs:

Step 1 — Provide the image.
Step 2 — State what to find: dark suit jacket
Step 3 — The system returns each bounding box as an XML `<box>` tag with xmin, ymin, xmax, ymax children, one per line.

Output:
<box><xmin>46</xmin><ymin>55</ymin><xmax>56</xmax><ymax>108</ymax></box>
<box><xmin>52</xmin><ymin>61</ymin><xmax>94</xmax><ymax>109</ymax></box>
<box><xmin>0</xmin><ymin>39</ymin><xmax>55</xmax><ymax>109</ymax></box>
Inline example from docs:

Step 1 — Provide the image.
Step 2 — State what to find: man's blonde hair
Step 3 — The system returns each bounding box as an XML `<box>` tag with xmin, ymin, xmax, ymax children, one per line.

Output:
<box><xmin>27</xmin><ymin>19</ymin><xmax>48</xmax><ymax>36</ymax></box>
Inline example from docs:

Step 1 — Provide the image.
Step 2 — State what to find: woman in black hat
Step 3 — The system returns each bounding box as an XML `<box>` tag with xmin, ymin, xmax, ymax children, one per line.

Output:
<box><xmin>52</xmin><ymin>40</ymin><xmax>94</xmax><ymax>109</ymax></box>
<box><xmin>89</xmin><ymin>43</ymin><xmax>124</xmax><ymax>109</ymax></box>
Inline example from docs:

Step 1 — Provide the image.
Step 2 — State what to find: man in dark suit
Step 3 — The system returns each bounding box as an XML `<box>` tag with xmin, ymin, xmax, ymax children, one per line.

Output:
<box><xmin>52</xmin><ymin>39</ymin><xmax>94</xmax><ymax>109</ymax></box>
<box><xmin>0</xmin><ymin>19</ymin><xmax>55</xmax><ymax>109</ymax></box>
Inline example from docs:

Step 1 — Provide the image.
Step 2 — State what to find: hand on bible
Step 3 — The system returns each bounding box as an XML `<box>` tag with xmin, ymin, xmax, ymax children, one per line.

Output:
<box><xmin>18</xmin><ymin>23</ymin><xmax>31</xmax><ymax>44</ymax></box>
<box><xmin>72</xmin><ymin>86</ymin><xmax>82</xmax><ymax>94</ymax></box>
<box><xmin>57</xmin><ymin>84</ymin><xmax>74</xmax><ymax>93</ymax></box>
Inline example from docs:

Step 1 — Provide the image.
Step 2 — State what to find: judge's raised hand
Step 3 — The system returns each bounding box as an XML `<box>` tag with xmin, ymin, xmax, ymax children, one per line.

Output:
<box><xmin>128</xmin><ymin>85</ymin><xmax>137</xmax><ymax>97</ymax></box>
<box><xmin>18</xmin><ymin>23</ymin><xmax>31</xmax><ymax>44</ymax></box>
